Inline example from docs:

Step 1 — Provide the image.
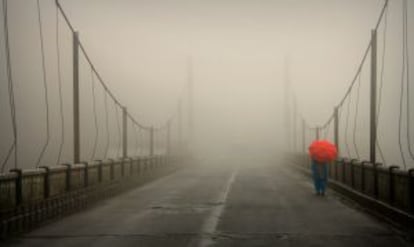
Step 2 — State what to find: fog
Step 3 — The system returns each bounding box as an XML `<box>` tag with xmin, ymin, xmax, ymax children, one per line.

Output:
<box><xmin>0</xmin><ymin>0</ymin><xmax>413</xmax><ymax>171</ymax></box>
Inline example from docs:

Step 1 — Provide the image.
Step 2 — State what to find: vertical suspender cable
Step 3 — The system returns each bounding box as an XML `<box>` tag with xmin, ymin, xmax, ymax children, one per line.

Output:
<box><xmin>35</xmin><ymin>0</ymin><xmax>51</xmax><ymax>168</ymax></box>
<box><xmin>1</xmin><ymin>0</ymin><xmax>17</xmax><ymax>171</ymax></box>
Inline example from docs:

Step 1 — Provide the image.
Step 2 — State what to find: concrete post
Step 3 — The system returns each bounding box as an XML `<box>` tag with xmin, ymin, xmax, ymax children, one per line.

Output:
<box><xmin>187</xmin><ymin>57</ymin><xmax>194</xmax><ymax>146</ymax></box>
<box><xmin>408</xmin><ymin>169</ymin><xmax>414</xmax><ymax>213</ymax></box>
<box><xmin>39</xmin><ymin>166</ymin><xmax>50</xmax><ymax>199</ymax></box>
<box><xmin>334</xmin><ymin>107</ymin><xmax>339</xmax><ymax>156</ymax></box>
<box><xmin>167</xmin><ymin>121</ymin><xmax>171</xmax><ymax>155</ymax></box>
<box><xmin>122</xmin><ymin>107</ymin><xmax>128</xmax><ymax>159</ymax></box>
<box><xmin>293</xmin><ymin>97</ymin><xmax>297</xmax><ymax>152</ymax></box>
<box><xmin>10</xmin><ymin>169</ymin><xmax>22</xmax><ymax>205</ymax></box>
<box><xmin>389</xmin><ymin>166</ymin><xmax>399</xmax><ymax>205</ymax></box>
<box><xmin>302</xmin><ymin>118</ymin><xmax>306</xmax><ymax>154</ymax></box>
<box><xmin>315</xmin><ymin>127</ymin><xmax>320</xmax><ymax>140</ymax></box>
<box><xmin>150</xmin><ymin>127</ymin><xmax>154</xmax><ymax>156</ymax></box>
<box><xmin>178</xmin><ymin>100</ymin><xmax>182</xmax><ymax>148</ymax></box>
<box><xmin>370</xmin><ymin>29</ymin><xmax>377</xmax><ymax>165</ymax></box>
<box><xmin>73</xmin><ymin>31</ymin><xmax>80</xmax><ymax>164</ymax></box>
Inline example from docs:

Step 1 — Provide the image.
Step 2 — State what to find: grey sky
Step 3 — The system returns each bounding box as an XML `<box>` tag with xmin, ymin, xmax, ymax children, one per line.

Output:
<box><xmin>0</xmin><ymin>0</ymin><xmax>413</xmax><ymax>169</ymax></box>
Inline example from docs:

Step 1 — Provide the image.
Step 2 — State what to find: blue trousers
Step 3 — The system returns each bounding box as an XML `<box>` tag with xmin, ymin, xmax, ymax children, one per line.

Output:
<box><xmin>311</xmin><ymin>162</ymin><xmax>328</xmax><ymax>193</ymax></box>
<box><xmin>313</xmin><ymin>177</ymin><xmax>327</xmax><ymax>193</ymax></box>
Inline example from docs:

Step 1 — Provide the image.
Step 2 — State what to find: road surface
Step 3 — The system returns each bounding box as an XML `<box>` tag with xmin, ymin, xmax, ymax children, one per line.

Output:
<box><xmin>3</xmin><ymin>157</ymin><xmax>412</xmax><ymax>246</ymax></box>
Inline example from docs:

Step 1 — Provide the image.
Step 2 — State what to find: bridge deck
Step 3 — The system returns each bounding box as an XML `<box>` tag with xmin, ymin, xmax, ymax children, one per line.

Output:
<box><xmin>3</xmin><ymin>159</ymin><xmax>411</xmax><ymax>247</ymax></box>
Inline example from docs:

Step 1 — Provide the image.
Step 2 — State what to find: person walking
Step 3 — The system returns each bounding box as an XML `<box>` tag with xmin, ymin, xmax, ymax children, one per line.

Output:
<box><xmin>308</xmin><ymin>140</ymin><xmax>337</xmax><ymax>196</ymax></box>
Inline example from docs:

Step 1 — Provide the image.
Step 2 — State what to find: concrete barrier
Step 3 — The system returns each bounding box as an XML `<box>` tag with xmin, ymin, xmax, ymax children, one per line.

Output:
<box><xmin>112</xmin><ymin>159</ymin><xmax>122</xmax><ymax>179</ymax></box>
<box><xmin>101</xmin><ymin>160</ymin><xmax>112</xmax><ymax>182</ymax></box>
<box><xmin>0</xmin><ymin>173</ymin><xmax>17</xmax><ymax>210</ymax></box>
<box><xmin>290</xmin><ymin>153</ymin><xmax>414</xmax><ymax>229</ymax></box>
<box><xmin>130</xmin><ymin>158</ymin><xmax>139</xmax><ymax>175</ymax></box>
<box><xmin>21</xmin><ymin>169</ymin><xmax>46</xmax><ymax>205</ymax></box>
<box><xmin>353</xmin><ymin>161</ymin><xmax>363</xmax><ymax>191</ymax></box>
<box><xmin>393</xmin><ymin>169</ymin><xmax>410</xmax><ymax>212</ymax></box>
<box><xmin>362</xmin><ymin>163</ymin><xmax>376</xmax><ymax>196</ymax></box>
<box><xmin>70</xmin><ymin>164</ymin><xmax>86</xmax><ymax>190</ymax></box>
<box><xmin>48</xmin><ymin>166</ymin><xmax>67</xmax><ymax>197</ymax></box>
<box><xmin>344</xmin><ymin>159</ymin><xmax>353</xmax><ymax>186</ymax></box>
<box><xmin>86</xmin><ymin>161</ymin><xmax>100</xmax><ymax>186</ymax></box>
<box><xmin>329</xmin><ymin>161</ymin><xmax>335</xmax><ymax>179</ymax></box>
<box><xmin>0</xmin><ymin>155</ymin><xmax>183</xmax><ymax>238</ymax></box>
<box><xmin>377</xmin><ymin>166</ymin><xmax>391</xmax><ymax>203</ymax></box>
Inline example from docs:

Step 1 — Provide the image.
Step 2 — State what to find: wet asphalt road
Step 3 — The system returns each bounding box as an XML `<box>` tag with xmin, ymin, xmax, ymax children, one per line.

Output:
<box><xmin>3</xmin><ymin>157</ymin><xmax>412</xmax><ymax>247</ymax></box>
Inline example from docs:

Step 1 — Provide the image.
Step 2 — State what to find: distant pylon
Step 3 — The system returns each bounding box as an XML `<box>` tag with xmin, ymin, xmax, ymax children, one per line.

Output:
<box><xmin>187</xmin><ymin>55</ymin><xmax>194</xmax><ymax>147</ymax></box>
<box><xmin>283</xmin><ymin>56</ymin><xmax>292</xmax><ymax>152</ymax></box>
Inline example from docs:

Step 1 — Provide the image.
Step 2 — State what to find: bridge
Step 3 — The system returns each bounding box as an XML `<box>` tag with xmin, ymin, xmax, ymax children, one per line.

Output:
<box><xmin>1</xmin><ymin>0</ymin><xmax>414</xmax><ymax>246</ymax></box>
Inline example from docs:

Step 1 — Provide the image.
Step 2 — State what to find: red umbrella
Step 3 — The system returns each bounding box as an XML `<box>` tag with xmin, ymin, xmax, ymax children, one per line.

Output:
<box><xmin>308</xmin><ymin>140</ymin><xmax>337</xmax><ymax>163</ymax></box>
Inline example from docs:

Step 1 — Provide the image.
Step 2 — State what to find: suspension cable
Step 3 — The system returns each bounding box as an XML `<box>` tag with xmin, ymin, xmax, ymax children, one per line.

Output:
<box><xmin>55</xmin><ymin>4</ymin><xmax>65</xmax><ymax>166</ymax></box>
<box><xmin>55</xmin><ymin>0</ymin><xmax>75</xmax><ymax>33</ymax></box>
<box><xmin>35</xmin><ymin>0</ymin><xmax>51</xmax><ymax>168</ymax></box>
<box><xmin>296</xmin><ymin>0</ymin><xmax>389</xmax><ymax>163</ymax></box>
<box><xmin>54</xmin><ymin>0</ymin><xmax>173</xmax><ymax>131</ymax></box>
<box><xmin>336</xmin><ymin>0</ymin><xmax>388</xmax><ymax>108</ymax></box>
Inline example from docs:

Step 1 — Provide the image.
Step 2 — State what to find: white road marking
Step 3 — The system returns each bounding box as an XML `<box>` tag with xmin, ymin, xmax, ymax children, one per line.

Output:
<box><xmin>197</xmin><ymin>168</ymin><xmax>238</xmax><ymax>247</ymax></box>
